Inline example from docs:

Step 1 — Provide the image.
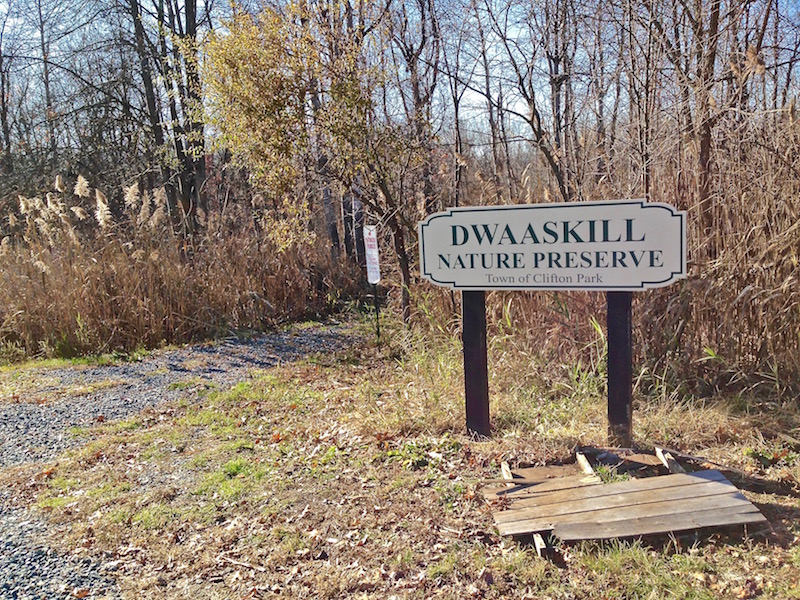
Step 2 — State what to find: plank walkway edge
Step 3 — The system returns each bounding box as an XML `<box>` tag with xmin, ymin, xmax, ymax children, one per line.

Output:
<box><xmin>490</xmin><ymin>468</ymin><xmax>768</xmax><ymax>541</ymax></box>
<box><xmin>484</xmin><ymin>474</ymin><xmax>601</xmax><ymax>500</ymax></box>
<box><xmin>489</xmin><ymin>469</ymin><xmax>727</xmax><ymax>505</ymax></box>
<box><xmin>554</xmin><ymin>506</ymin><xmax>767</xmax><ymax>541</ymax></box>
<box><xmin>496</xmin><ymin>491</ymin><xmax>759</xmax><ymax>536</ymax></box>
<box><xmin>493</xmin><ymin>479</ymin><xmax>741</xmax><ymax>524</ymax></box>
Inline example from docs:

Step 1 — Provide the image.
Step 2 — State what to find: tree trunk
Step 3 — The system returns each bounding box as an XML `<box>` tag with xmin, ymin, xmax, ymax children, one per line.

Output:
<box><xmin>342</xmin><ymin>188</ymin><xmax>355</xmax><ymax>259</ymax></box>
<box><xmin>36</xmin><ymin>0</ymin><xmax>56</xmax><ymax>166</ymax></box>
<box><xmin>322</xmin><ymin>181</ymin><xmax>341</xmax><ymax>258</ymax></box>
<box><xmin>129</xmin><ymin>0</ymin><xmax>165</xmax><ymax>164</ymax></box>
<box><xmin>453</xmin><ymin>111</ymin><xmax>463</xmax><ymax>208</ymax></box>
<box><xmin>387</xmin><ymin>211</ymin><xmax>411</xmax><ymax>325</ymax></box>
<box><xmin>697</xmin><ymin>0</ymin><xmax>721</xmax><ymax>246</ymax></box>
<box><xmin>156</xmin><ymin>0</ymin><xmax>185</xmax><ymax>218</ymax></box>
<box><xmin>0</xmin><ymin>52</ymin><xmax>12</xmax><ymax>174</ymax></box>
<box><xmin>474</xmin><ymin>8</ymin><xmax>502</xmax><ymax>202</ymax></box>
<box><xmin>183</xmin><ymin>0</ymin><xmax>206</xmax><ymax>217</ymax></box>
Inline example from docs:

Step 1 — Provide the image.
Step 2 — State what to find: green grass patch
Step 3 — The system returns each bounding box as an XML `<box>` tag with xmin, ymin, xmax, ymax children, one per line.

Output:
<box><xmin>132</xmin><ymin>503</ymin><xmax>179</xmax><ymax>530</ymax></box>
<box><xmin>86</xmin><ymin>481</ymin><xmax>132</xmax><ymax>499</ymax></box>
<box><xmin>0</xmin><ymin>348</ymin><xmax>150</xmax><ymax>372</ymax></box>
<box><xmin>37</xmin><ymin>495</ymin><xmax>77</xmax><ymax>510</ymax></box>
<box><xmin>578</xmin><ymin>540</ymin><xmax>716</xmax><ymax>599</ymax></box>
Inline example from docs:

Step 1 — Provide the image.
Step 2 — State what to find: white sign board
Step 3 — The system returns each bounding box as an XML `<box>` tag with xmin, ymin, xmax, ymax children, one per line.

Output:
<box><xmin>364</xmin><ymin>225</ymin><xmax>381</xmax><ymax>284</ymax></box>
<box><xmin>418</xmin><ymin>200</ymin><xmax>686</xmax><ymax>291</ymax></box>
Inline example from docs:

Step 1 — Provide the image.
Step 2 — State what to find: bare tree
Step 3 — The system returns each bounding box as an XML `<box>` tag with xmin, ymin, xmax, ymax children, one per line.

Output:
<box><xmin>0</xmin><ymin>2</ymin><xmax>17</xmax><ymax>174</ymax></box>
<box><xmin>388</xmin><ymin>0</ymin><xmax>441</xmax><ymax>213</ymax></box>
<box><xmin>439</xmin><ymin>0</ymin><xmax>475</xmax><ymax>207</ymax></box>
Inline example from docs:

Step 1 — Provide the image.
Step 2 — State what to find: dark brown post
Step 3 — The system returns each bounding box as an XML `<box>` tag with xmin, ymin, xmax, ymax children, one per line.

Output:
<box><xmin>607</xmin><ymin>291</ymin><xmax>632</xmax><ymax>447</ymax></box>
<box><xmin>462</xmin><ymin>290</ymin><xmax>490</xmax><ymax>437</ymax></box>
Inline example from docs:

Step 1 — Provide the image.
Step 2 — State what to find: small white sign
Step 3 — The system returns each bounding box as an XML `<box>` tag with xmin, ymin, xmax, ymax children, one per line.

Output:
<box><xmin>418</xmin><ymin>200</ymin><xmax>686</xmax><ymax>291</ymax></box>
<box><xmin>364</xmin><ymin>225</ymin><xmax>381</xmax><ymax>284</ymax></box>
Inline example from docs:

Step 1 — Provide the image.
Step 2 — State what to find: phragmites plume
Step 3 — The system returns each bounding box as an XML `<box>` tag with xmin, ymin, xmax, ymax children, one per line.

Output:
<box><xmin>70</xmin><ymin>206</ymin><xmax>89</xmax><ymax>221</ymax></box>
<box><xmin>95</xmin><ymin>189</ymin><xmax>113</xmax><ymax>229</ymax></box>
<box><xmin>137</xmin><ymin>190</ymin><xmax>151</xmax><ymax>227</ymax></box>
<box><xmin>33</xmin><ymin>259</ymin><xmax>50</xmax><ymax>275</ymax></box>
<box><xmin>124</xmin><ymin>182</ymin><xmax>140</xmax><ymax>211</ymax></box>
<box><xmin>65</xmin><ymin>224</ymin><xmax>80</xmax><ymax>247</ymax></box>
<box><xmin>54</xmin><ymin>174</ymin><xmax>66</xmax><ymax>193</ymax></box>
<box><xmin>34</xmin><ymin>217</ymin><xmax>53</xmax><ymax>242</ymax></box>
<box><xmin>746</xmin><ymin>44</ymin><xmax>766</xmax><ymax>76</ymax></box>
<box><xmin>74</xmin><ymin>175</ymin><xmax>90</xmax><ymax>198</ymax></box>
<box><xmin>149</xmin><ymin>187</ymin><xmax>168</xmax><ymax>230</ymax></box>
<box><xmin>18</xmin><ymin>196</ymin><xmax>29</xmax><ymax>215</ymax></box>
<box><xmin>8</xmin><ymin>213</ymin><xmax>17</xmax><ymax>227</ymax></box>
<box><xmin>46</xmin><ymin>192</ymin><xmax>65</xmax><ymax>217</ymax></box>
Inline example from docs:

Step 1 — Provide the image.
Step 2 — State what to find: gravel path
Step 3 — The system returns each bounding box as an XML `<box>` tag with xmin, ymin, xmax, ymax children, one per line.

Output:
<box><xmin>0</xmin><ymin>498</ymin><xmax>120</xmax><ymax>600</ymax></box>
<box><xmin>0</xmin><ymin>322</ymin><xmax>355</xmax><ymax>599</ymax></box>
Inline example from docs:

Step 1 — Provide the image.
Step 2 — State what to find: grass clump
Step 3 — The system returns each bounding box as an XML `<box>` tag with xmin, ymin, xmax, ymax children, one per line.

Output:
<box><xmin>132</xmin><ymin>503</ymin><xmax>179</xmax><ymax>530</ymax></box>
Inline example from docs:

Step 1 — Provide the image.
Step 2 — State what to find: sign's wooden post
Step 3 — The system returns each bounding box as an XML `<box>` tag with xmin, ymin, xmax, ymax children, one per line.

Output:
<box><xmin>607</xmin><ymin>291</ymin><xmax>633</xmax><ymax>446</ymax></box>
<box><xmin>462</xmin><ymin>290</ymin><xmax>490</xmax><ymax>437</ymax></box>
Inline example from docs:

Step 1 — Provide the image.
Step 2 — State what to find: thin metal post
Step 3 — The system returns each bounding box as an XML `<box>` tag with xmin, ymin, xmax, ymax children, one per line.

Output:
<box><xmin>373</xmin><ymin>284</ymin><xmax>380</xmax><ymax>341</ymax></box>
<box><xmin>462</xmin><ymin>290</ymin><xmax>490</xmax><ymax>437</ymax></box>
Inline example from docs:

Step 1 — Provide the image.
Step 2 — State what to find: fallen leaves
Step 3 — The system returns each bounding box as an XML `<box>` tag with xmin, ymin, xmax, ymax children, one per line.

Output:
<box><xmin>11</xmin><ymin>344</ymin><xmax>800</xmax><ymax>600</ymax></box>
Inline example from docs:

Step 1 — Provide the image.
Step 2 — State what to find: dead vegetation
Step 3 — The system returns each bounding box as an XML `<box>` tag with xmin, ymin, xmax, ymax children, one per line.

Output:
<box><xmin>0</xmin><ymin>179</ymin><xmax>356</xmax><ymax>360</ymax></box>
<box><xmin>3</xmin><ymin>313</ymin><xmax>799</xmax><ymax>599</ymax></box>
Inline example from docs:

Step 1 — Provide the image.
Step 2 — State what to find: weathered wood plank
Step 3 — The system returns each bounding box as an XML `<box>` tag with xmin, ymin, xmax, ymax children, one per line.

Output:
<box><xmin>483</xmin><ymin>474</ymin><xmax>601</xmax><ymax>501</ymax></box>
<box><xmin>495</xmin><ymin>482</ymin><xmax>746</xmax><ymax>528</ymax></box>
<box><xmin>623</xmin><ymin>453</ymin><xmax>664</xmax><ymax>467</ymax></box>
<box><xmin>533</xmin><ymin>533</ymin><xmax>549</xmax><ymax>557</ymax></box>
<box><xmin>512</xmin><ymin>465</ymin><xmax>584</xmax><ymax>480</ymax></box>
<box><xmin>554</xmin><ymin>506</ymin><xmax>767</xmax><ymax>541</ymax></box>
<box><xmin>500</xmin><ymin>461</ymin><xmax>514</xmax><ymax>486</ymax></box>
<box><xmin>496</xmin><ymin>492</ymin><xmax>759</xmax><ymax>536</ymax></box>
<box><xmin>493</xmin><ymin>470</ymin><xmax>729</xmax><ymax>515</ymax></box>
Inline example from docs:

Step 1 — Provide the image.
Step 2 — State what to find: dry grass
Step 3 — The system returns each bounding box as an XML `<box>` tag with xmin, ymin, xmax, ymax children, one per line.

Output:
<box><xmin>3</xmin><ymin>117</ymin><xmax>799</xmax><ymax>397</ymax></box>
<box><xmin>5</xmin><ymin>312</ymin><xmax>800</xmax><ymax>599</ymax></box>
<box><xmin>399</xmin><ymin>116</ymin><xmax>800</xmax><ymax>398</ymax></box>
<box><xmin>641</xmin><ymin>117</ymin><xmax>800</xmax><ymax>394</ymax></box>
<box><xmin>0</xmin><ymin>179</ymin><xmax>356</xmax><ymax>360</ymax></box>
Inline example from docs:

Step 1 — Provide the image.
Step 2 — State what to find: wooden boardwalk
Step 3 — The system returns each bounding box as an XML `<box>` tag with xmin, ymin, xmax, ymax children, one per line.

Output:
<box><xmin>487</xmin><ymin>467</ymin><xmax>767</xmax><ymax>541</ymax></box>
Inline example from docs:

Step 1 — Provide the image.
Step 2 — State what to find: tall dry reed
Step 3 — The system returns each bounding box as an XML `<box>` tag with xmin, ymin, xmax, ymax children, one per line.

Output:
<box><xmin>407</xmin><ymin>116</ymin><xmax>800</xmax><ymax>398</ymax></box>
<box><xmin>0</xmin><ymin>177</ymin><xmax>356</xmax><ymax>358</ymax></box>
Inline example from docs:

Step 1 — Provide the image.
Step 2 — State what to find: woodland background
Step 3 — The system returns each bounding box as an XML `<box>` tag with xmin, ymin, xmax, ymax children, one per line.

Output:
<box><xmin>0</xmin><ymin>0</ymin><xmax>798</xmax><ymax>397</ymax></box>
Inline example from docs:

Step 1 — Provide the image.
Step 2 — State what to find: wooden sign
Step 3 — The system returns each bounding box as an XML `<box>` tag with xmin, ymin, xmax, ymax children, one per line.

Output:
<box><xmin>418</xmin><ymin>200</ymin><xmax>687</xmax><ymax>444</ymax></box>
<box><xmin>418</xmin><ymin>200</ymin><xmax>686</xmax><ymax>291</ymax></box>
